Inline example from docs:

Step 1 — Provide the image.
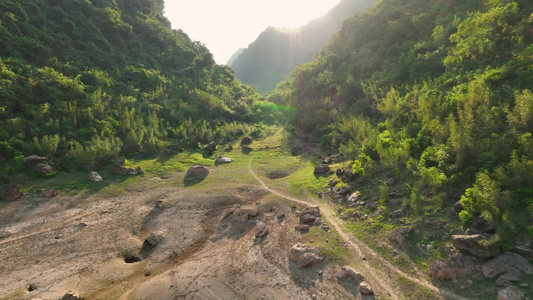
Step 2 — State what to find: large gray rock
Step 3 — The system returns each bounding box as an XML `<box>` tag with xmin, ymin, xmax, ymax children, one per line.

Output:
<box><xmin>0</xmin><ymin>183</ymin><xmax>21</xmax><ymax>201</ymax></box>
<box><xmin>255</xmin><ymin>221</ymin><xmax>268</xmax><ymax>237</ymax></box>
<box><xmin>429</xmin><ymin>253</ymin><xmax>477</xmax><ymax>282</ymax></box>
<box><xmin>205</xmin><ymin>142</ymin><xmax>217</xmax><ymax>153</ymax></box>
<box><xmin>299</xmin><ymin>206</ymin><xmax>321</xmax><ymax>224</ymax></box>
<box><xmin>313</xmin><ymin>164</ymin><xmax>330</xmax><ymax>174</ymax></box>
<box><xmin>451</xmin><ymin>234</ymin><xmax>501</xmax><ymax>258</ymax></box>
<box><xmin>32</xmin><ymin>163</ymin><xmax>54</xmax><ymax>175</ymax></box>
<box><xmin>23</xmin><ymin>155</ymin><xmax>47</xmax><ymax>167</ymax></box>
<box><xmin>497</xmin><ymin>286</ymin><xmax>524</xmax><ymax>300</ymax></box>
<box><xmin>241</xmin><ymin>136</ymin><xmax>252</xmax><ymax>145</ymax></box>
<box><xmin>186</xmin><ymin>165</ymin><xmax>209</xmax><ymax>178</ymax></box>
<box><xmin>359</xmin><ymin>281</ymin><xmax>374</xmax><ymax>295</ymax></box>
<box><xmin>482</xmin><ymin>252</ymin><xmax>533</xmax><ymax>286</ymax></box>
<box><xmin>289</xmin><ymin>244</ymin><xmax>323</xmax><ymax>268</ymax></box>
<box><xmin>233</xmin><ymin>208</ymin><xmax>259</xmax><ymax>222</ymax></box>
<box><xmin>336</xmin><ymin>266</ymin><xmax>364</xmax><ymax>281</ymax></box>
<box><xmin>215</xmin><ymin>156</ymin><xmax>234</xmax><ymax>164</ymax></box>
<box><xmin>90</xmin><ymin>171</ymin><xmax>103</xmax><ymax>182</ymax></box>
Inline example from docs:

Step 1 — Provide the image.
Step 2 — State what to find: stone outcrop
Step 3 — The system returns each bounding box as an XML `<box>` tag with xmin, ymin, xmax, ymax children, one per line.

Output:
<box><xmin>451</xmin><ymin>234</ymin><xmax>501</xmax><ymax>258</ymax></box>
<box><xmin>336</xmin><ymin>266</ymin><xmax>364</xmax><ymax>281</ymax></box>
<box><xmin>429</xmin><ymin>253</ymin><xmax>477</xmax><ymax>281</ymax></box>
<box><xmin>233</xmin><ymin>208</ymin><xmax>259</xmax><ymax>222</ymax></box>
<box><xmin>0</xmin><ymin>183</ymin><xmax>21</xmax><ymax>201</ymax></box>
<box><xmin>215</xmin><ymin>156</ymin><xmax>234</xmax><ymax>164</ymax></box>
<box><xmin>186</xmin><ymin>165</ymin><xmax>209</xmax><ymax>178</ymax></box>
<box><xmin>313</xmin><ymin>164</ymin><xmax>330</xmax><ymax>174</ymax></box>
<box><xmin>90</xmin><ymin>171</ymin><xmax>103</xmax><ymax>182</ymax></box>
<box><xmin>482</xmin><ymin>252</ymin><xmax>533</xmax><ymax>286</ymax></box>
<box><xmin>23</xmin><ymin>155</ymin><xmax>47</xmax><ymax>167</ymax></box>
<box><xmin>32</xmin><ymin>163</ymin><xmax>54</xmax><ymax>175</ymax></box>
<box><xmin>497</xmin><ymin>286</ymin><xmax>524</xmax><ymax>300</ymax></box>
<box><xmin>41</xmin><ymin>189</ymin><xmax>57</xmax><ymax>198</ymax></box>
<box><xmin>145</xmin><ymin>232</ymin><xmax>165</xmax><ymax>246</ymax></box>
<box><xmin>255</xmin><ymin>221</ymin><xmax>268</xmax><ymax>237</ymax></box>
<box><xmin>389</xmin><ymin>227</ymin><xmax>414</xmax><ymax>246</ymax></box>
<box><xmin>359</xmin><ymin>281</ymin><xmax>374</xmax><ymax>295</ymax></box>
<box><xmin>289</xmin><ymin>244</ymin><xmax>323</xmax><ymax>268</ymax></box>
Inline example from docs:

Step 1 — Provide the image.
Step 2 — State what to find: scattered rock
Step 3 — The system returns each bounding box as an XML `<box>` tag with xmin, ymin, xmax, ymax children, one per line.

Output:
<box><xmin>321</xmin><ymin>156</ymin><xmax>332</xmax><ymax>164</ymax></box>
<box><xmin>482</xmin><ymin>252</ymin><xmax>533</xmax><ymax>286</ymax></box>
<box><xmin>241</xmin><ymin>136</ymin><xmax>252</xmax><ymax>145</ymax></box>
<box><xmin>424</xmin><ymin>219</ymin><xmax>444</xmax><ymax>228</ymax></box>
<box><xmin>24</xmin><ymin>155</ymin><xmax>48</xmax><ymax>167</ymax></box>
<box><xmin>451</xmin><ymin>234</ymin><xmax>501</xmax><ymax>258</ymax></box>
<box><xmin>0</xmin><ymin>183</ymin><xmax>21</xmax><ymax>201</ymax></box>
<box><xmin>429</xmin><ymin>253</ymin><xmax>477</xmax><ymax>281</ymax></box>
<box><xmin>110</xmin><ymin>164</ymin><xmax>138</xmax><ymax>175</ymax></box>
<box><xmin>359</xmin><ymin>281</ymin><xmax>374</xmax><ymax>295</ymax></box>
<box><xmin>145</xmin><ymin>232</ymin><xmax>165</xmax><ymax>246</ymax></box>
<box><xmin>299</xmin><ymin>206</ymin><xmax>321</xmax><ymax>224</ymax></box>
<box><xmin>41</xmin><ymin>189</ymin><xmax>57</xmax><ymax>198</ymax></box>
<box><xmin>90</xmin><ymin>171</ymin><xmax>103</xmax><ymax>182</ymax></box>
<box><xmin>233</xmin><ymin>208</ymin><xmax>259</xmax><ymax>222</ymax></box>
<box><xmin>336</xmin><ymin>266</ymin><xmax>364</xmax><ymax>281</ymax></box>
<box><xmin>32</xmin><ymin>163</ymin><xmax>54</xmax><ymax>175</ymax></box>
<box><xmin>215</xmin><ymin>156</ymin><xmax>234</xmax><ymax>164</ymax></box>
<box><xmin>295</xmin><ymin>224</ymin><xmax>310</xmax><ymax>232</ymax></box>
<box><xmin>28</xmin><ymin>283</ymin><xmax>38</xmax><ymax>291</ymax></box>
<box><xmin>329</xmin><ymin>179</ymin><xmax>337</xmax><ymax>187</ymax></box>
<box><xmin>205</xmin><ymin>142</ymin><xmax>217</xmax><ymax>153</ymax></box>
<box><xmin>497</xmin><ymin>286</ymin><xmax>525</xmax><ymax>300</ymax></box>
<box><xmin>313</xmin><ymin>164</ymin><xmax>330</xmax><ymax>174</ymax></box>
<box><xmin>255</xmin><ymin>221</ymin><xmax>269</xmax><ymax>237</ymax></box>
<box><xmin>186</xmin><ymin>165</ymin><xmax>209</xmax><ymax>178</ymax></box>
<box><xmin>389</xmin><ymin>227</ymin><xmax>414</xmax><ymax>246</ymax></box>
<box><xmin>61</xmin><ymin>292</ymin><xmax>83</xmax><ymax>300</ymax></box>
<box><xmin>0</xmin><ymin>230</ymin><xmax>12</xmax><ymax>239</ymax></box>
<box><xmin>289</xmin><ymin>244</ymin><xmax>323</xmax><ymax>268</ymax></box>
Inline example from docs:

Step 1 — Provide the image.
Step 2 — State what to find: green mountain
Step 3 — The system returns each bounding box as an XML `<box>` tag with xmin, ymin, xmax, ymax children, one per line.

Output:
<box><xmin>268</xmin><ymin>0</ymin><xmax>533</xmax><ymax>247</ymax></box>
<box><xmin>0</xmin><ymin>0</ymin><xmax>262</xmax><ymax>171</ymax></box>
<box><xmin>229</xmin><ymin>0</ymin><xmax>377</xmax><ymax>94</ymax></box>
<box><xmin>226</xmin><ymin>47</ymin><xmax>244</xmax><ymax>66</ymax></box>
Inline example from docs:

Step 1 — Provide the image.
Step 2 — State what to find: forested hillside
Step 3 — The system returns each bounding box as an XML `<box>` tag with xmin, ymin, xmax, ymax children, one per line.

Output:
<box><xmin>229</xmin><ymin>0</ymin><xmax>376</xmax><ymax>94</ymax></box>
<box><xmin>268</xmin><ymin>0</ymin><xmax>533</xmax><ymax>246</ymax></box>
<box><xmin>0</xmin><ymin>0</ymin><xmax>264</xmax><ymax>172</ymax></box>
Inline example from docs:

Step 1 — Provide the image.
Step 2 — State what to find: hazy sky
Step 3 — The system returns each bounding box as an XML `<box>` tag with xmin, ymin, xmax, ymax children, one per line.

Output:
<box><xmin>164</xmin><ymin>0</ymin><xmax>341</xmax><ymax>64</ymax></box>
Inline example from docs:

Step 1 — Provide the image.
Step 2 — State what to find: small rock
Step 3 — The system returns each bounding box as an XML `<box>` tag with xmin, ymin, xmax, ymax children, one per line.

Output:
<box><xmin>61</xmin><ymin>292</ymin><xmax>83</xmax><ymax>300</ymax></box>
<box><xmin>314</xmin><ymin>164</ymin><xmax>330</xmax><ymax>174</ymax></box>
<box><xmin>41</xmin><ymin>188</ymin><xmax>57</xmax><ymax>198</ymax></box>
<box><xmin>359</xmin><ymin>281</ymin><xmax>374</xmax><ymax>295</ymax></box>
<box><xmin>255</xmin><ymin>221</ymin><xmax>269</xmax><ymax>238</ymax></box>
<box><xmin>205</xmin><ymin>142</ymin><xmax>217</xmax><ymax>153</ymax></box>
<box><xmin>146</xmin><ymin>232</ymin><xmax>164</xmax><ymax>246</ymax></box>
<box><xmin>0</xmin><ymin>230</ymin><xmax>12</xmax><ymax>239</ymax></box>
<box><xmin>90</xmin><ymin>171</ymin><xmax>103</xmax><ymax>182</ymax></box>
<box><xmin>241</xmin><ymin>136</ymin><xmax>252</xmax><ymax>145</ymax></box>
<box><xmin>215</xmin><ymin>156</ymin><xmax>234</xmax><ymax>164</ymax></box>
<box><xmin>0</xmin><ymin>183</ymin><xmax>21</xmax><ymax>201</ymax></box>
<box><xmin>28</xmin><ymin>283</ymin><xmax>38</xmax><ymax>291</ymax></box>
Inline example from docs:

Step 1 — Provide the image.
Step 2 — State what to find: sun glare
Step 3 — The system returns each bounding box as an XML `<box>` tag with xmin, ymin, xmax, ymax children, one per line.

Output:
<box><xmin>164</xmin><ymin>0</ymin><xmax>341</xmax><ymax>64</ymax></box>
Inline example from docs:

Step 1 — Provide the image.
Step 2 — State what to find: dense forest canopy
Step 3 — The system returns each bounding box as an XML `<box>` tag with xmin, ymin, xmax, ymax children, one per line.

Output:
<box><xmin>267</xmin><ymin>0</ymin><xmax>533</xmax><ymax>245</ymax></box>
<box><xmin>0</xmin><ymin>0</ymin><xmax>269</xmax><ymax>172</ymax></box>
<box><xmin>230</xmin><ymin>0</ymin><xmax>377</xmax><ymax>94</ymax></box>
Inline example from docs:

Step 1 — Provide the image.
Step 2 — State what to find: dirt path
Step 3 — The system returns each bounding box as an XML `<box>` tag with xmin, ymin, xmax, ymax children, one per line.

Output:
<box><xmin>248</xmin><ymin>158</ymin><xmax>445</xmax><ymax>299</ymax></box>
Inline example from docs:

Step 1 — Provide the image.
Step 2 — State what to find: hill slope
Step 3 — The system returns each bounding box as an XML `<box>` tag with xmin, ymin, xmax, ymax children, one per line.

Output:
<box><xmin>0</xmin><ymin>0</ymin><xmax>260</xmax><ymax>172</ymax></box>
<box><xmin>229</xmin><ymin>0</ymin><xmax>376</xmax><ymax>94</ymax></box>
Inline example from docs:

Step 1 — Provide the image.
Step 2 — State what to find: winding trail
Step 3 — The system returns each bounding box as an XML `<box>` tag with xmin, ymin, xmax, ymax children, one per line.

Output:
<box><xmin>248</xmin><ymin>158</ymin><xmax>448</xmax><ymax>299</ymax></box>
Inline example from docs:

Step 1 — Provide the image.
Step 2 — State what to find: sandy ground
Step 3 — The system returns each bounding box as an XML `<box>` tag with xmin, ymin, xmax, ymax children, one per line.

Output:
<box><xmin>0</xmin><ymin>174</ymin><xmax>364</xmax><ymax>300</ymax></box>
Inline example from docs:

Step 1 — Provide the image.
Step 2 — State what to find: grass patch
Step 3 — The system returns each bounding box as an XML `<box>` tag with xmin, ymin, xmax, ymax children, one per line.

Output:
<box><xmin>395</xmin><ymin>276</ymin><xmax>442</xmax><ymax>300</ymax></box>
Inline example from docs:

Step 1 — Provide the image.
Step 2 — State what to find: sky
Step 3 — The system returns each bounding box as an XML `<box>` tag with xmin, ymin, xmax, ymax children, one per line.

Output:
<box><xmin>164</xmin><ymin>0</ymin><xmax>341</xmax><ymax>64</ymax></box>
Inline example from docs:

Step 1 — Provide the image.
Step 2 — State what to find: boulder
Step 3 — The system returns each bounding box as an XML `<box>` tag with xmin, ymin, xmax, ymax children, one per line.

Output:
<box><xmin>314</xmin><ymin>164</ymin><xmax>330</xmax><ymax>174</ymax></box>
<box><xmin>233</xmin><ymin>208</ymin><xmax>259</xmax><ymax>222</ymax></box>
<box><xmin>32</xmin><ymin>163</ymin><xmax>54</xmax><ymax>175</ymax></box>
<box><xmin>295</xmin><ymin>224</ymin><xmax>310</xmax><ymax>232</ymax></box>
<box><xmin>186</xmin><ymin>165</ymin><xmax>209</xmax><ymax>178</ymax></box>
<box><xmin>0</xmin><ymin>183</ymin><xmax>21</xmax><ymax>201</ymax></box>
<box><xmin>451</xmin><ymin>234</ymin><xmax>501</xmax><ymax>258</ymax></box>
<box><xmin>145</xmin><ymin>232</ymin><xmax>165</xmax><ymax>246</ymax></box>
<box><xmin>359</xmin><ymin>281</ymin><xmax>374</xmax><ymax>295</ymax></box>
<box><xmin>300</xmin><ymin>214</ymin><xmax>316</xmax><ymax>224</ymax></box>
<box><xmin>205</xmin><ymin>142</ymin><xmax>217</xmax><ymax>153</ymax></box>
<box><xmin>215</xmin><ymin>156</ymin><xmax>234</xmax><ymax>164</ymax></box>
<box><xmin>336</xmin><ymin>266</ymin><xmax>364</xmax><ymax>281</ymax></box>
<box><xmin>343</xmin><ymin>170</ymin><xmax>354</xmax><ymax>182</ymax></box>
<box><xmin>482</xmin><ymin>252</ymin><xmax>533</xmax><ymax>286</ymax></box>
<box><xmin>90</xmin><ymin>171</ymin><xmax>103</xmax><ymax>182</ymax></box>
<box><xmin>222</xmin><ymin>208</ymin><xmax>236</xmax><ymax>219</ymax></box>
<box><xmin>497</xmin><ymin>286</ymin><xmax>525</xmax><ymax>300</ymax></box>
<box><xmin>0</xmin><ymin>230</ymin><xmax>12</xmax><ymax>239</ymax></box>
<box><xmin>328</xmin><ymin>179</ymin><xmax>337</xmax><ymax>187</ymax></box>
<box><xmin>61</xmin><ymin>292</ymin><xmax>83</xmax><ymax>300</ymax></box>
<box><xmin>321</xmin><ymin>156</ymin><xmax>332</xmax><ymax>164</ymax></box>
<box><xmin>336</xmin><ymin>168</ymin><xmax>344</xmax><ymax>176</ymax></box>
<box><xmin>255</xmin><ymin>221</ymin><xmax>268</xmax><ymax>237</ymax></box>
<box><xmin>289</xmin><ymin>244</ymin><xmax>323</xmax><ymax>268</ymax></box>
<box><xmin>428</xmin><ymin>253</ymin><xmax>477</xmax><ymax>281</ymax></box>
<box><xmin>110</xmin><ymin>164</ymin><xmax>137</xmax><ymax>175</ymax></box>
<box><xmin>241</xmin><ymin>136</ymin><xmax>252</xmax><ymax>145</ymax></box>
<box><xmin>299</xmin><ymin>206</ymin><xmax>321</xmax><ymax>224</ymax></box>
<box><xmin>347</xmin><ymin>192</ymin><xmax>359</xmax><ymax>204</ymax></box>
<box><xmin>389</xmin><ymin>227</ymin><xmax>414</xmax><ymax>246</ymax></box>
<box><xmin>41</xmin><ymin>189</ymin><xmax>57</xmax><ymax>198</ymax></box>
<box><xmin>23</xmin><ymin>155</ymin><xmax>47</xmax><ymax>167</ymax></box>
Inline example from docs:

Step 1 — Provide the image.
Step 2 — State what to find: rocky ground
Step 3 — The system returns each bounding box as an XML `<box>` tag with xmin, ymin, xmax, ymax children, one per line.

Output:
<box><xmin>0</xmin><ymin>174</ymin><xmax>368</xmax><ymax>300</ymax></box>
